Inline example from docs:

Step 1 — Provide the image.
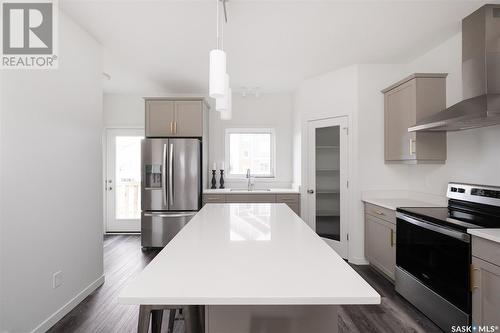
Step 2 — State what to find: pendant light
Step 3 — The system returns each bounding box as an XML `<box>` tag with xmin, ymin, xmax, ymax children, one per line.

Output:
<box><xmin>220</xmin><ymin>87</ymin><xmax>232</xmax><ymax>120</ymax></box>
<box><xmin>217</xmin><ymin>73</ymin><xmax>233</xmax><ymax>120</ymax></box>
<box><xmin>209</xmin><ymin>0</ymin><xmax>227</xmax><ymax>99</ymax></box>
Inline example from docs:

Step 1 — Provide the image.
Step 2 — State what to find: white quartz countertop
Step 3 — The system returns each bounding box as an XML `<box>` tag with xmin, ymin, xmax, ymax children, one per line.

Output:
<box><xmin>468</xmin><ymin>229</ymin><xmax>500</xmax><ymax>244</ymax></box>
<box><xmin>203</xmin><ymin>188</ymin><xmax>299</xmax><ymax>194</ymax></box>
<box><xmin>362</xmin><ymin>198</ymin><xmax>440</xmax><ymax>210</ymax></box>
<box><xmin>119</xmin><ymin>203</ymin><xmax>380</xmax><ymax>306</ymax></box>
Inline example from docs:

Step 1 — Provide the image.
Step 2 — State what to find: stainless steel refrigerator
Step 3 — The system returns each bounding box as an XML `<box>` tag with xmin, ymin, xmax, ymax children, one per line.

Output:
<box><xmin>141</xmin><ymin>138</ymin><xmax>201</xmax><ymax>248</ymax></box>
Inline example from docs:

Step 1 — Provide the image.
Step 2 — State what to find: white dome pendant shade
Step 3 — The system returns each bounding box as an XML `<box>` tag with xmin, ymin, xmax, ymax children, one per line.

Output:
<box><xmin>216</xmin><ymin>74</ymin><xmax>229</xmax><ymax>112</ymax></box>
<box><xmin>220</xmin><ymin>88</ymin><xmax>232</xmax><ymax>120</ymax></box>
<box><xmin>209</xmin><ymin>49</ymin><xmax>227</xmax><ymax>99</ymax></box>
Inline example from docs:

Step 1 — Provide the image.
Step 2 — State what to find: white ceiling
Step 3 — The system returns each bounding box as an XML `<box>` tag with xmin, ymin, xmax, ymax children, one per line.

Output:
<box><xmin>61</xmin><ymin>0</ymin><xmax>498</xmax><ymax>94</ymax></box>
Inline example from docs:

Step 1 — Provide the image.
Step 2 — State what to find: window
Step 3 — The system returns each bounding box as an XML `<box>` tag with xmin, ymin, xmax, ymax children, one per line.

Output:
<box><xmin>225</xmin><ymin>128</ymin><xmax>275</xmax><ymax>178</ymax></box>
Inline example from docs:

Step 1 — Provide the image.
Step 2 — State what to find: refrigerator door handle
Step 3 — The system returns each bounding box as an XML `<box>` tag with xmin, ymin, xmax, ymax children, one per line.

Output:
<box><xmin>143</xmin><ymin>212</ymin><xmax>197</xmax><ymax>218</ymax></box>
<box><xmin>168</xmin><ymin>142</ymin><xmax>174</xmax><ymax>206</ymax></box>
<box><xmin>162</xmin><ymin>143</ymin><xmax>167</xmax><ymax>206</ymax></box>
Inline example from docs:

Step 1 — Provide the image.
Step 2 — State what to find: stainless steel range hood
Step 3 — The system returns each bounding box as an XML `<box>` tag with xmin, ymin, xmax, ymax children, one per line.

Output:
<box><xmin>409</xmin><ymin>5</ymin><xmax>500</xmax><ymax>132</ymax></box>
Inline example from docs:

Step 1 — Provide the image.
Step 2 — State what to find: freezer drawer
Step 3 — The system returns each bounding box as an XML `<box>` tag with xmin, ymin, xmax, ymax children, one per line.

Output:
<box><xmin>141</xmin><ymin>211</ymin><xmax>197</xmax><ymax>248</ymax></box>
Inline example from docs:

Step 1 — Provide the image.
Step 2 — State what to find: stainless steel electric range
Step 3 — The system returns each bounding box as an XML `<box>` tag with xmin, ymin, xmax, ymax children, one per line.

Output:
<box><xmin>395</xmin><ymin>183</ymin><xmax>500</xmax><ymax>332</ymax></box>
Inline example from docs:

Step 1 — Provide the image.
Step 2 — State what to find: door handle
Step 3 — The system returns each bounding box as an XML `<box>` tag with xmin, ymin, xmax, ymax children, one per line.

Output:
<box><xmin>470</xmin><ymin>265</ymin><xmax>480</xmax><ymax>291</ymax></box>
<box><xmin>173</xmin><ymin>121</ymin><xmax>177</xmax><ymax>135</ymax></box>
<box><xmin>162</xmin><ymin>144</ymin><xmax>167</xmax><ymax>206</ymax></box>
<box><xmin>307</xmin><ymin>189</ymin><xmax>314</xmax><ymax>194</ymax></box>
<box><xmin>170</xmin><ymin>121</ymin><xmax>173</xmax><ymax>134</ymax></box>
<box><xmin>390</xmin><ymin>229</ymin><xmax>395</xmax><ymax>247</ymax></box>
<box><xmin>409</xmin><ymin>138</ymin><xmax>416</xmax><ymax>155</ymax></box>
<box><xmin>168</xmin><ymin>143</ymin><xmax>174</xmax><ymax>206</ymax></box>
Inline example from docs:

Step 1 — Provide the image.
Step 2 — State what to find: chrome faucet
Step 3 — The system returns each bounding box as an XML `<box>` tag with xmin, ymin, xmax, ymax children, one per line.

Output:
<box><xmin>246</xmin><ymin>169</ymin><xmax>254</xmax><ymax>191</ymax></box>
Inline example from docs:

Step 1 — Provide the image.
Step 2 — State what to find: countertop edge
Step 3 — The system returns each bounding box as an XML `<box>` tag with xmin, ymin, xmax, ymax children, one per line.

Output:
<box><xmin>467</xmin><ymin>229</ymin><xmax>500</xmax><ymax>244</ymax></box>
<box><xmin>117</xmin><ymin>296</ymin><xmax>381</xmax><ymax>306</ymax></box>
<box><xmin>203</xmin><ymin>189</ymin><xmax>300</xmax><ymax>194</ymax></box>
<box><xmin>361</xmin><ymin>198</ymin><xmax>438</xmax><ymax>211</ymax></box>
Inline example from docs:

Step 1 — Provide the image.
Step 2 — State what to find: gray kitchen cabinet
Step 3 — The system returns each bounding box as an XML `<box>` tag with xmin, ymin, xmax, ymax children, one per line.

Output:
<box><xmin>364</xmin><ymin>203</ymin><xmax>396</xmax><ymax>281</ymax></box>
<box><xmin>174</xmin><ymin>101</ymin><xmax>204</xmax><ymax>137</ymax></box>
<box><xmin>202</xmin><ymin>193</ymin><xmax>301</xmax><ymax>215</ymax></box>
<box><xmin>471</xmin><ymin>237</ymin><xmax>500</xmax><ymax>326</ymax></box>
<box><xmin>145</xmin><ymin>100</ymin><xmax>175</xmax><ymax>137</ymax></box>
<box><xmin>382</xmin><ymin>73</ymin><xmax>447</xmax><ymax>164</ymax></box>
<box><xmin>225</xmin><ymin>194</ymin><xmax>277</xmax><ymax>203</ymax></box>
<box><xmin>145</xmin><ymin>98</ymin><xmax>207</xmax><ymax>137</ymax></box>
<box><xmin>202</xmin><ymin>194</ymin><xmax>226</xmax><ymax>205</ymax></box>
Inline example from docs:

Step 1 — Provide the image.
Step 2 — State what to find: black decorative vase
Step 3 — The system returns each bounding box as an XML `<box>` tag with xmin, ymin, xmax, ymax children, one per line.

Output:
<box><xmin>219</xmin><ymin>170</ymin><xmax>225</xmax><ymax>189</ymax></box>
<box><xmin>211</xmin><ymin>170</ymin><xmax>217</xmax><ymax>189</ymax></box>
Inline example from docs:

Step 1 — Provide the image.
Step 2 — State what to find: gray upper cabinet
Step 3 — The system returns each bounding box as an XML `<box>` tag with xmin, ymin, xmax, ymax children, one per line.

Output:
<box><xmin>382</xmin><ymin>73</ymin><xmax>447</xmax><ymax>164</ymax></box>
<box><xmin>145</xmin><ymin>98</ymin><xmax>207</xmax><ymax>137</ymax></box>
<box><xmin>174</xmin><ymin>101</ymin><xmax>204</xmax><ymax>137</ymax></box>
<box><xmin>145</xmin><ymin>100</ymin><xmax>175</xmax><ymax>137</ymax></box>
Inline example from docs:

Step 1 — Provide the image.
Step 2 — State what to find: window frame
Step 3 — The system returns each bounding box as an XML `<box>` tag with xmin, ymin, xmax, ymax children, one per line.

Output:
<box><xmin>224</xmin><ymin>127</ymin><xmax>276</xmax><ymax>179</ymax></box>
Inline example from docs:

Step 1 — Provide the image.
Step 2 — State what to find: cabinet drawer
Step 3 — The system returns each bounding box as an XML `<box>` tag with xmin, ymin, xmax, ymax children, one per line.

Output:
<box><xmin>225</xmin><ymin>194</ymin><xmax>276</xmax><ymax>203</ymax></box>
<box><xmin>203</xmin><ymin>194</ymin><xmax>226</xmax><ymax>204</ymax></box>
<box><xmin>276</xmin><ymin>194</ymin><xmax>299</xmax><ymax>203</ymax></box>
<box><xmin>365</xmin><ymin>203</ymin><xmax>396</xmax><ymax>224</ymax></box>
<box><xmin>472</xmin><ymin>236</ymin><xmax>500</xmax><ymax>267</ymax></box>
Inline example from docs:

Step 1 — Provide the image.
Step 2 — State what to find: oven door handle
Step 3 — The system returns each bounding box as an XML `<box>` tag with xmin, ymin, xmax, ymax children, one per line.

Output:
<box><xmin>396</xmin><ymin>212</ymin><xmax>470</xmax><ymax>243</ymax></box>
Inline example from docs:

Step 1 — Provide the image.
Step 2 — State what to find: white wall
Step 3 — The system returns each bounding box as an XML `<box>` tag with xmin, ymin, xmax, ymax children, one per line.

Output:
<box><xmin>405</xmin><ymin>32</ymin><xmax>500</xmax><ymax>193</ymax></box>
<box><xmin>103</xmin><ymin>94</ymin><xmax>145</xmax><ymax>128</ymax></box>
<box><xmin>209</xmin><ymin>92</ymin><xmax>294</xmax><ymax>188</ymax></box>
<box><xmin>294</xmin><ymin>31</ymin><xmax>500</xmax><ymax>264</ymax></box>
<box><xmin>0</xmin><ymin>11</ymin><xmax>104</xmax><ymax>333</ymax></box>
<box><xmin>294</xmin><ymin>65</ymin><xmax>366</xmax><ymax>262</ymax></box>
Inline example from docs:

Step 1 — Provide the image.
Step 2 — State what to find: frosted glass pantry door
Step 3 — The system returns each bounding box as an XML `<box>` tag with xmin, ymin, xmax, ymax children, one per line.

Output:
<box><xmin>307</xmin><ymin>117</ymin><xmax>348</xmax><ymax>258</ymax></box>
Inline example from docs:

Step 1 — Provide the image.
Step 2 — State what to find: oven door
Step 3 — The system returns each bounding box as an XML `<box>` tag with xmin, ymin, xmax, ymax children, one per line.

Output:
<box><xmin>396</xmin><ymin>212</ymin><xmax>471</xmax><ymax>313</ymax></box>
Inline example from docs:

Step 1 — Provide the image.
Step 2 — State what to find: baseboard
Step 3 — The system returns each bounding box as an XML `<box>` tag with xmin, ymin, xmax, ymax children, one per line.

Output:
<box><xmin>31</xmin><ymin>275</ymin><xmax>105</xmax><ymax>333</ymax></box>
<box><xmin>348</xmin><ymin>256</ymin><xmax>369</xmax><ymax>265</ymax></box>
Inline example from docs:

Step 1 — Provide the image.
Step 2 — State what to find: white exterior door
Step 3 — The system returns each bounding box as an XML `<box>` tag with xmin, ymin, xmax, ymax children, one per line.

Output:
<box><xmin>105</xmin><ymin>128</ymin><xmax>144</xmax><ymax>232</ymax></box>
<box><xmin>307</xmin><ymin>117</ymin><xmax>349</xmax><ymax>258</ymax></box>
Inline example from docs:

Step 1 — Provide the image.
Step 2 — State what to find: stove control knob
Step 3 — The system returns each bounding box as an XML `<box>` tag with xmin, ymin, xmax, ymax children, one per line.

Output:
<box><xmin>451</xmin><ymin>187</ymin><xmax>458</xmax><ymax>192</ymax></box>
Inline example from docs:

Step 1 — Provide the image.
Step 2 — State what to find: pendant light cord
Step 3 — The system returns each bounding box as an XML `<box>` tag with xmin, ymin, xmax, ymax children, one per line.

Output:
<box><xmin>216</xmin><ymin>0</ymin><xmax>220</xmax><ymax>49</ymax></box>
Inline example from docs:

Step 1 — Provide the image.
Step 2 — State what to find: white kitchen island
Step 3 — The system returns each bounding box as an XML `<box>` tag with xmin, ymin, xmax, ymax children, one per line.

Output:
<box><xmin>119</xmin><ymin>203</ymin><xmax>380</xmax><ymax>333</ymax></box>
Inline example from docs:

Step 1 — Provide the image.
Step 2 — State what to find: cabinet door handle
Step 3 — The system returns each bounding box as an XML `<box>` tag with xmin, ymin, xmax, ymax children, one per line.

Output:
<box><xmin>470</xmin><ymin>265</ymin><xmax>480</xmax><ymax>291</ymax></box>
<box><xmin>173</xmin><ymin>121</ymin><xmax>177</xmax><ymax>134</ymax></box>
<box><xmin>409</xmin><ymin>138</ymin><xmax>416</xmax><ymax>155</ymax></box>
<box><xmin>375</xmin><ymin>210</ymin><xmax>385</xmax><ymax>216</ymax></box>
<box><xmin>390</xmin><ymin>229</ymin><xmax>394</xmax><ymax>247</ymax></box>
<box><xmin>170</xmin><ymin>121</ymin><xmax>173</xmax><ymax>134</ymax></box>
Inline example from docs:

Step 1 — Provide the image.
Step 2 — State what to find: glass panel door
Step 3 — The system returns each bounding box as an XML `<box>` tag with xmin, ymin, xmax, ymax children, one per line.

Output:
<box><xmin>315</xmin><ymin>126</ymin><xmax>341</xmax><ymax>241</ymax></box>
<box><xmin>106</xmin><ymin>128</ymin><xmax>144</xmax><ymax>232</ymax></box>
<box><xmin>307</xmin><ymin>117</ymin><xmax>348</xmax><ymax>258</ymax></box>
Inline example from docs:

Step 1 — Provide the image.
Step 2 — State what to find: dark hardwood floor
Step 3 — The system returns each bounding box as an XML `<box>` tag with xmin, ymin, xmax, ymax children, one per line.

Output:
<box><xmin>48</xmin><ymin>235</ymin><xmax>441</xmax><ymax>333</ymax></box>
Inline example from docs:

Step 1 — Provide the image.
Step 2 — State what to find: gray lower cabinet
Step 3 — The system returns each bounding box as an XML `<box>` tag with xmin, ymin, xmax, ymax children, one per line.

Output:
<box><xmin>471</xmin><ymin>236</ymin><xmax>500</xmax><ymax>326</ymax></box>
<box><xmin>382</xmin><ymin>73</ymin><xmax>447</xmax><ymax>164</ymax></box>
<box><xmin>364</xmin><ymin>203</ymin><xmax>396</xmax><ymax>281</ymax></box>
<box><xmin>202</xmin><ymin>193</ymin><xmax>300</xmax><ymax>215</ymax></box>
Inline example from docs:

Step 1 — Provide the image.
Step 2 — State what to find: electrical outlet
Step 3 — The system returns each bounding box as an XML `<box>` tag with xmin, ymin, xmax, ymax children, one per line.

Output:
<box><xmin>53</xmin><ymin>271</ymin><xmax>63</xmax><ymax>289</ymax></box>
